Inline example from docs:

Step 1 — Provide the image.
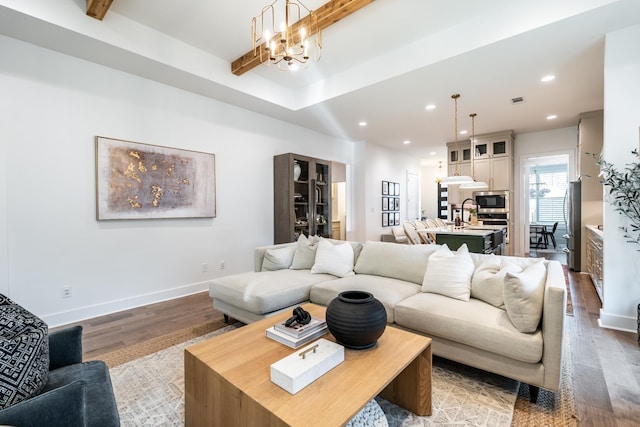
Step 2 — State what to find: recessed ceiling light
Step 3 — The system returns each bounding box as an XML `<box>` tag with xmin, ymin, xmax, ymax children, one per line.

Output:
<box><xmin>358</xmin><ymin>121</ymin><xmax>367</xmax><ymax>126</ymax></box>
<box><xmin>425</xmin><ymin>104</ymin><xmax>436</xmax><ymax>110</ymax></box>
<box><xmin>459</xmin><ymin>130</ymin><xmax>468</xmax><ymax>135</ymax></box>
<box><xmin>541</xmin><ymin>74</ymin><xmax>556</xmax><ymax>82</ymax></box>
<box><xmin>403</xmin><ymin>140</ymin><xmax>411</xmax><ymax>145</ymax></box>
<box><xmin>547</xmin><ymin>114</ymin><xmax>557</xmax><ymax>120</ymax></box>
<box><xmin>430</xmin><ymin>151</ymin><xmax>437</xmax><ymax>156</ymax></box>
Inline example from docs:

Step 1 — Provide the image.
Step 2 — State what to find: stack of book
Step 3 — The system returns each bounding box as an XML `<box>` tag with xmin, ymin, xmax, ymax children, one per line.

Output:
<box><xmin>265</xmin><ymin>316</ymin><xmax>328</xmax><ymax>348</ymax></box>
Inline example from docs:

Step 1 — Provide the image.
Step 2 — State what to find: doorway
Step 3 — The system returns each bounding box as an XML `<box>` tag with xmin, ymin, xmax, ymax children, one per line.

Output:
<box><xmin>331</xmin><ymin>162</ymin><xmax>347</xmax><ymax>240</ymax></box>
<box><xmin>523</xmin><ymin>154</ymin><xmax>570</xmax><ymax>255</ymax></box>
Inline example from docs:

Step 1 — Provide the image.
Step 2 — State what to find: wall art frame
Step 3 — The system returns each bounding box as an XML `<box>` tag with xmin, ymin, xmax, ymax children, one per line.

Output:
<box><xmin>95</xmin><ymin>136</ymin><xmax>216</xmax><ymax>220</ymax></box>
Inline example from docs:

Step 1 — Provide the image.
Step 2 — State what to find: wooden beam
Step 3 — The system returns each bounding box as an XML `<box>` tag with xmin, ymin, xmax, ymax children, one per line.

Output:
<box><xmin>231</xmin><ymin>0</ymin><xmax>375</xmax><ymax>76</ymax></box>
<box><xmin>86</xmin><ymin>0</ymin><xmax>113</xmax><ymax>21</ymax></box>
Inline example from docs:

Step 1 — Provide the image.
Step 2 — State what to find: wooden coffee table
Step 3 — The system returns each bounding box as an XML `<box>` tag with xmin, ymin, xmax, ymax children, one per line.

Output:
<box><xmin>184</xmin><ymin>303</ymin><xmax>431</xmax><ymax>427</ymax></box>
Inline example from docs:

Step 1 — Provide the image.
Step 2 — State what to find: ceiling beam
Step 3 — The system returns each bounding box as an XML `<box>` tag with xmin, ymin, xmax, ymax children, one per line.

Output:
<box><xmin>86</xmin><ymin>0</ymin><xmax>114</xmax><ymax>21</ymax></box>
<box><xmin>231</xmin><ymin>0</ymin><xmax>375</xmax><ymax>76</ymax></box>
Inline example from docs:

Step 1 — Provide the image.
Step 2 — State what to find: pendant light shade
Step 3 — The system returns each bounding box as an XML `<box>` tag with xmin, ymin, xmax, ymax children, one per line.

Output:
<box><xmin>444</xmin><ymin>93</ymin><xmax>473</xmax><ymax>186</ymax></box>
<box><xmin>459</xmin><ymin>112</ymin><xmax>488</xmax><ymax>189</ymax></box>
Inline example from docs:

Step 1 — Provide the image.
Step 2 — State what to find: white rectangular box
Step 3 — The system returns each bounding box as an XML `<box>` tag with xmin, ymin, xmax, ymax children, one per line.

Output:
<box><xmin>270</xmin><ymin>339</ymin><xmax>344</xmax><ymax>394</ymax></box>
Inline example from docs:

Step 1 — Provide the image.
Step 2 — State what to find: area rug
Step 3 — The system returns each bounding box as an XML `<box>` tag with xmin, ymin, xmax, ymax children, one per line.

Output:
<box><xmin>105</xmin><ymin>320</ymin><xmax>577</xmax><ymax>426</ymax></box>
<box><xmin>107</xmin><ymin>324</ymin><xmax>518</xmax><ymax>426</ymax></box>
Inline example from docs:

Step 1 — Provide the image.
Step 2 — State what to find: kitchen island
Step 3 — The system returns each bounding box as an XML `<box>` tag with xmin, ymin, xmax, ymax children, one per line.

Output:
<box><xmin>419</xmin><ymin>225</ymin><xmax>507</xmax><ymax>254</ymax></box>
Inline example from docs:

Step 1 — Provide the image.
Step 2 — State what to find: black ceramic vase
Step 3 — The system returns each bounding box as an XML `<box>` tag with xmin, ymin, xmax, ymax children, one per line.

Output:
<box><xmin>326</xmin><ymin>291</ymin><xmax>387</xmax><ymax>350</ymax></box>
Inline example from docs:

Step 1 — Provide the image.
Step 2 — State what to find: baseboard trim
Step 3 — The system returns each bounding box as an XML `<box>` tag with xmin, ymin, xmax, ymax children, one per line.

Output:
<box><xmin>598</xmin><ymin>308</ymin><xmax>637</xmax><ymax>333</ymax></box>
<box><xmin>42</xmin><ymin>281</ymin><xmax>211</xmax><ymax>328</ymax></box>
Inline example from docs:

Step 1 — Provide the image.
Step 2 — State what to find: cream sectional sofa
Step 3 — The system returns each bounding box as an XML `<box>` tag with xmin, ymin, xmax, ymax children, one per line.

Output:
<box><xmin>209</xmin><ymin>239</ymin><xmax>566</xmax><ymax>399</ymax></box>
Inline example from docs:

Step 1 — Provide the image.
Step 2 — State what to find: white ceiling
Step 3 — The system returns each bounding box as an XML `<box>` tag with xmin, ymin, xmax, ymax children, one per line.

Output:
<box><xmin>2</xmin><ymin>0</ymin><xmax>640</xmax><ymax>163</ymax></box>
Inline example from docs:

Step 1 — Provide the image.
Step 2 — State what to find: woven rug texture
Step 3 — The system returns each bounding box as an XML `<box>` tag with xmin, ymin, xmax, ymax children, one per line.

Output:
<box><xmin>102</xmin><ymin>320</ymin><xmax>577</xmax><ymax>426</ymax></box>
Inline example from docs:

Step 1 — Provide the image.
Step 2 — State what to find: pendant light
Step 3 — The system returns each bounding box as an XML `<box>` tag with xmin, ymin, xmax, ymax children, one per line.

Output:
<box><xmin>460</xmin><ymin>113</ymin><xmax>489</xmax><ymax>189</ymax></box>
<box><xmin>440</xmin><ymin>94</ymin><xmax>473</xmax><ymax>186</ymax></box>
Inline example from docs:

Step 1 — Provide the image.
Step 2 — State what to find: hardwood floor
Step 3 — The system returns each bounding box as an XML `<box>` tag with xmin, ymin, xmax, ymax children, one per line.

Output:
<box><xmin>56</xmin><ymin>256</ymin><xmax>640</xmax><ymax>426</ymax></box>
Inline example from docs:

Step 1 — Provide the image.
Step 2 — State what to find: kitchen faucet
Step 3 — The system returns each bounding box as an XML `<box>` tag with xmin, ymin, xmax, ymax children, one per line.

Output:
<box><xmin>461</xmin><ymin>198</ymin><xmax>476</xmax><ymax>224</ymax></box>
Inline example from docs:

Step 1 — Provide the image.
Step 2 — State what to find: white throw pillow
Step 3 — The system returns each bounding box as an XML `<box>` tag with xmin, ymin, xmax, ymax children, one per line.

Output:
<box><xmin>311</xmin><ymin>238</ymin><xmax>355</xmax><ymax>278</ymax></box>
<box><xmin>503</xmin><ymin>260</ymin><xmax>547</xmax><ymax>333</ymax></box>
<box><xmin>290</xmin><ymin>234</ymin><xmax>320</xmax><ymax>270</ymax></box>
<box><xmin>471</xmin><ymin>258</ymin><xmax>523</xmax><ymax>308</ymax></box>
<box><xmin>421</xmin><ymin>244</ymin><xmax>475</xmax><ymax>301</ymax></box>
<box><xmin>261</xmin><ymin>245</ymin><xmax>296</xmax><ymax>271</ymax></box>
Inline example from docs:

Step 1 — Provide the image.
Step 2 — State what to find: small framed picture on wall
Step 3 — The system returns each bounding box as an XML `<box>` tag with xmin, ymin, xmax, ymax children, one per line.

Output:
<box><xmin>394</xmin><ymin>212</ymin><xmax>400</xmax><ymax>226</ymax></box>
<box><xmin>382</xmin><ymin>213</ymin><xmax>389</xmax><ymax>227</ymax></box>
<box><xmin>382</xmin><ymin>181</ymin><xmax>389</xmax><ymax>195</ymax></box>
<box><xmin>394</xmin><ymin>197</ymin><xmax>400</xmax><ymax>211</ymax></box>
<box><xmin>394</xmin><ymin>183</ymin><xmax>400</xmax><ymax>196</ymax></box>
<box><xmin>382</xmin><ymin>197</ymin><xmax>389</xmax><ymax>211</ymax></box>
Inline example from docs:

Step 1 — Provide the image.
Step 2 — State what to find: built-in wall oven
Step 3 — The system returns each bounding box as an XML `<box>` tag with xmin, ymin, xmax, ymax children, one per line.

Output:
<box><xmin>474</xmin><ymin>190</ymin><xmax>510</xmax><ymax>244</ymax></box>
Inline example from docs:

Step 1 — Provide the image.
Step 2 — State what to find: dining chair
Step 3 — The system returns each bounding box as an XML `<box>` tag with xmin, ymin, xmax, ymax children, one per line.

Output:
<box><xmin>541</xmin><ymin>222</ymin><xmax>559</xmax><ymax>249</ymax></box>
<box><xmin>434</xmin><ymin>218</ymin><xmax>446</xmax><ymax>227</ymax></box>
<box><xmin>426</xmin><ymin>218</ymin><xmax>438</xmax><ymax>229</ymax></box>
<box><xmin>402</xmin><ymin>221</ymin><xmax>422</xmax><ymax>245</ymax></box>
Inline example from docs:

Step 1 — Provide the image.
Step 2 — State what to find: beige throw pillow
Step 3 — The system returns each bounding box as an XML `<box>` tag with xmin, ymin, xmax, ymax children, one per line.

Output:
<box><xmin>311</xmin><ymin>238</ymin><xmax>355</xmax><ymax>277</ymax></box>
<box><xmin>503</xmin><ymin>261</ymin><xmax>547</xmax><ymax>333</ymax></box>
<box><xmin>421</xmin><ymin>244</ymin><xmax>475</xmax><ymax>301</ymax></box>
<box><xmin>290</xmin><ymin>234</ymin><xmax>320</xmax><ymax>270</ymax></box>
<box><xmin>261</xmin><ymin>245</ymin><xmax>296</xmax><ymax>271</ymax></box>
<box><xmin>471</xmin><ymin>258</ymin><xmax>522</xmax><ymax>308</ymax></box>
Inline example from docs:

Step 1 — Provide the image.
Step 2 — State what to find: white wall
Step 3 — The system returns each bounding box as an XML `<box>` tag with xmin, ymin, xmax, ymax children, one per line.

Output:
<box><xmin>420</xmin><ymin>162</ymin><xmax>442</xmax><ymax>220</ymax></box>
<box><xmin>600</xmin><ymin>23</ymin><xmax>640</xmax><ymax>332</ymax></box>
<box><xmin>0</xmin><ymin>35</ymin><xmax>355</xmax><ymax>326</ymax></box>
<box><xmin>361</xmin><ymin>143</ymin><xmax>421</xmax><ymax>242</ymax></box>
<box><xmin>512</xmin><ymin>126</ymin><xmax>578</xmax><ymax>256</ymax></box>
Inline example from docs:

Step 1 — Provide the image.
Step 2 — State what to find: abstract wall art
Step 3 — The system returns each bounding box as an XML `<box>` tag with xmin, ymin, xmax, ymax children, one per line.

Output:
<box><xmin>96</xmin><ymin>137</ymin><xmax>216</xmax><ymax>220</ymax></box>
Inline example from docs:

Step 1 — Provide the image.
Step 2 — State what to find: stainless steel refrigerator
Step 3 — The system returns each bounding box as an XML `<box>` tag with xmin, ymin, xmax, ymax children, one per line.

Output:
<box><xmin>563</xmin><ymin>181</ymin><xmax>581</xmax><ymax>271</ymax></box>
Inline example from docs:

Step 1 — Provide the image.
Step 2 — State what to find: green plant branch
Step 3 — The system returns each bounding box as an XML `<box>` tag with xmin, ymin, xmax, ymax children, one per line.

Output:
<box><xmin>592</xmin><ymin>149</ymin><xmax>640</xmax><ymax>248</ymax></box>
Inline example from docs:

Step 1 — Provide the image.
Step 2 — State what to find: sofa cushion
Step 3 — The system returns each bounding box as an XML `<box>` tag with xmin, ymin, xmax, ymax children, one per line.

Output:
<box><xmin>354</xmin><ymin>241</ymin><xmax>439</xmax><ymax>285</ymax></box>
<box><xmin>311</xmin><ymin>238</ymin><xmax>355</xmax><ymax>278</ymax></box>
<box><xmin>421</xmin><ymin>244</ymin><xmax>475</xmax><ymax>301</ymax></box>
<box><xmin>209</xmin><ymin>269</ymin><xmax>336</xmax><ymax>315</ymax></box>
<box><xmin>0</xmin><ymin>294</ymin><xmax>49</xmax><ymax>410</ymax></box>
<box><xmin>310</xmin><ymin>274</ymin><xmax>421</xmax><ymax>323</ymax></box>
<box><xmin>471</xmin><ymin>257</ymin><xmax>523</xmax><ymax>309</ymax></box>
<box><xmin>503</xmin><ymin>261</ymin><xmax>547</xmax><ymax>333</ymax></box>
<box><xmin>290</xmin><ymin>235</ymin><xmax>320</xmax><ymax>270</ymax></box>
<box><xmin>261</xmin><ymin>245</ymin><xmax>296</xmax><ymax>271</ymax></box>
<box><xmin>394</xmin><ymin>292</ymin><xmax>543</xmax><ymax>363</ymax></box>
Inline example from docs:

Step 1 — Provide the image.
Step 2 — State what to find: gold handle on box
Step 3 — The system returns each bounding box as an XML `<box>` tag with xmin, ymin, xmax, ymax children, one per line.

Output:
<box><xmin>298</xmin><ymin>344</ymin><xmax>319</xmax><ymax>359</ymax></box>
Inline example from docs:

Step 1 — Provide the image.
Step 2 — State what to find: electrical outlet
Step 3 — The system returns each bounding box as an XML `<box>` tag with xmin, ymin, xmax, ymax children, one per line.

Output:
<box><xmin>220</xmin><ymin>260</ymin><xmax>225</xmax><ymax>270</ymax></box>
<box><xmin>201</xmin><ymin>263</ymin><xmax>208</xmax><ymax>272</ymax></box>
<box><xmin>62</xmin><ymin>286</ymin><xmax>72</xmax><ymax>298</ymax></box>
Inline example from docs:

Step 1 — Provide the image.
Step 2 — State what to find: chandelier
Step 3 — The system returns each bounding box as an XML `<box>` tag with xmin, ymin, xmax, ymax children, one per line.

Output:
<box><xmin>252</xmin><ymin>0</ymin><xmax>322</xmax><ymax>71</ymax></box>
<box><xmin>440</xmin><ymin>94</ymin><xmax>474</xmax><ymax>186</ymax></box>
<box><xmin>460</xmin><ymin>113</ymin><xmax>489</xmax><ymax>189</ymax></box>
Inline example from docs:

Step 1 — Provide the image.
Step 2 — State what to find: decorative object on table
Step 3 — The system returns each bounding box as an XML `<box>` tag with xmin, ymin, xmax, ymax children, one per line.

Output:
<box><xmin>270</xmin><ymin>339</ymin><xmax>344</xmax><ymax>394</ymax></box>
<box><xmin>469</xmin><ymin>208</ymin><xmax>478</xmax><ymax>225</ymax></box>
<box><xmin>325</xmin><ymin>291</ymin><xmax>386</xmax><ymax>349</ymax></box>
<box><xmin>276</xmin><ymin>315</ymin><xmax>326</xmax><ymax>339</ymax></box>
<box><xmin>266</xmin><ymin>324</ymin><xmax>328</xmax><ymax>348</ymax></box>
<box><xmin>293</xmin><ymin>160</ymin><xmax>302</xmax><ymax>181</ymax></box>
<box><xmin>95</xmin><ymin>136</ymin><xmax>216</xmax><ymax>220</ymax></box>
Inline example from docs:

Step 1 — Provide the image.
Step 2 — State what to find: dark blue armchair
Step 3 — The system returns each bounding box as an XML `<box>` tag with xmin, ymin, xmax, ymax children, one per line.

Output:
<box><xmin>0</xmin><ymin>326</ymin><xmax>120</xmax><ymax>427</ymax></box>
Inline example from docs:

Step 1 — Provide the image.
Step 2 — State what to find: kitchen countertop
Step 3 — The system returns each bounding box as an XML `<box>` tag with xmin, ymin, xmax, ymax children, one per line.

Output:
<box><xmin>418</xmin><ymin>225</ymin><xmax>506</xmax><ymax>237</ymax></box>
<box><xmin>586</xmin><ymin>224</ymin><xmax>604</xmax><ymax>238</ymax></box>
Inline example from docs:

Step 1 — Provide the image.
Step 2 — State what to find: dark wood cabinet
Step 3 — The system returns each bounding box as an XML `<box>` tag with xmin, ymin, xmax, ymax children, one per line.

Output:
<box><xmin>274</xmin><ymin>153</ymin><xmax>331</xmax><ymax>244</ymax></box>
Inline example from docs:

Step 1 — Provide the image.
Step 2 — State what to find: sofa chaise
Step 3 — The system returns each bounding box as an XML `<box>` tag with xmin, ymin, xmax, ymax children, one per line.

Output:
<box><xmin>209</xmin><ymin>237</ymin><xmax>566</xmax><ymax>401</ymax></box>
